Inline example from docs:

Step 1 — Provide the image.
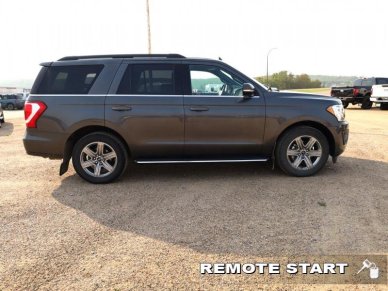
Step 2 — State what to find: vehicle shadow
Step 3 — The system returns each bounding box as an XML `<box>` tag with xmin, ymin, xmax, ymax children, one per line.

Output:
<box><xmin>0</xmin><ymin>122</ymin><xmax>14</xmax><ymax>137</ymax></box>
<box><xmin>52</xmin><ymin>157</ymin><xmax>388</xmax><ymax>256</ymax></box>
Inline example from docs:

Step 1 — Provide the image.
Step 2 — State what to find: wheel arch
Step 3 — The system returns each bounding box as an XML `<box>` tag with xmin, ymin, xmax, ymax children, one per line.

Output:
<box><xmin>275</xmin><ymin>121</ymin><xmax>336</xmax><ymax>157</ymax></box>
<box><xmin>59</xmin><ymin>125</ymin><xmax>131</xmax><ymax>175</ymax></box>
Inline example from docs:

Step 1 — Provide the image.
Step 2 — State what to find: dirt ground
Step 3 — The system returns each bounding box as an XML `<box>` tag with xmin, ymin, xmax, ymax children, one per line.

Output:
<box><xmin>0</xmin><ymin>104</ymin><xmax>387</xmax><ymax>290</ymax></box>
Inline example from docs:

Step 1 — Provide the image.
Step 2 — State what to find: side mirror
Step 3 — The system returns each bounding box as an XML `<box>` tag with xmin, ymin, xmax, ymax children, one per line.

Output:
<box><xmin>243</xmin><ymin>83</ymin><xmax>255</xmax><ymax>98</ymax></box>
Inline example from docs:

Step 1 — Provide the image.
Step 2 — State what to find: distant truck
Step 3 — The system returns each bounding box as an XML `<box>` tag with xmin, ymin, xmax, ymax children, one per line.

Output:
<box><xmin>371</xmin><ymin>84</ymin><xmax>388</xmax><ymax>110</ymax></box>
<box><xmin>330</xmin><ymin>77</ymin><xmax>388</xmax><ymax>109</ymax></box>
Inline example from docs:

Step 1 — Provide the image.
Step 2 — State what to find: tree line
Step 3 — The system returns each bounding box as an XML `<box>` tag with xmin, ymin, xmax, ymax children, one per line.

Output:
<box><xmin>255</xmin><ymin>71</ymin><xmax>321</xmax><ymax>90</ymax></box>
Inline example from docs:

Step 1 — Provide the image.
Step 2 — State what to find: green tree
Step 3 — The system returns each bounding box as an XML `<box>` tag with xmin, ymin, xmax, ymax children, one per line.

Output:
<box><xmin>255</xmin><ymin>71</ymin><xmax>321</xmax><ymax>90</ymax></box>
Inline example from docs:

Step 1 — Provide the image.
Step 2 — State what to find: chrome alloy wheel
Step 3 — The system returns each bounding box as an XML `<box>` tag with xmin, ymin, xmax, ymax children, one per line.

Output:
<box><xmin>286</xmin><ymin>135</ymin><xmax>322</xmax><ymax>170</ymax></box>
<box><xmin>80</xmin><ymin>142</ymin><xmax>118</xmax><ymax>177</ymax></box>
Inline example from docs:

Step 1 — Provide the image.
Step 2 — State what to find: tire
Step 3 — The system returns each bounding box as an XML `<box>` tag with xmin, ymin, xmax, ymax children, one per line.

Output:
<box><xmin>6</xmin><ymin>103</ymin><xmax>14</xmax><ymax>110</ymax></box>
<box><xmin>275</xmin><ymin>126</ymin><xmax>330</xmax><ymax>177</ymax></box>
<box><xmin>380</xmin><ymin>103</ymin><xmax>388</xmax><ymax>110</ymax></box>
<box><xmin>342</xmin><ymin>101</ymin><xmax>349</xmax><ymax>108</ymax></box>
<box><xmin>361</xmin><ymin>98</ymin><xmax>372</xmax><ymax>109</ymax></box>
<box><xmin>72</xmin><ymin>132</ymin><xmax>128</xmax><ymax>184</ymax></box>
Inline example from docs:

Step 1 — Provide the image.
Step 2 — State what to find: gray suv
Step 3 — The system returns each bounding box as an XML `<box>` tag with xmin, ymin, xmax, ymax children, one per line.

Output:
<box><xmin>23</xmin><ymin>54</ymin><xmax>349</xmax><ymax>183</ymax></box>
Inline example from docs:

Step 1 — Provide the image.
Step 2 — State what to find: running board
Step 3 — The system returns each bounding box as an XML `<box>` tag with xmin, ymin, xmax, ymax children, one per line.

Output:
<box><xmin>135</xmin><ymin>158</ymin><xmax>269</xmax><ymax>164</ymax></box>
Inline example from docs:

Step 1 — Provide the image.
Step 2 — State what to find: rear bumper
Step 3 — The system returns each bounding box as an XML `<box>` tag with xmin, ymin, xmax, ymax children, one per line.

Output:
<box><xmin>23</xmin><ymin>130</ymin><xmax>66</xmax><ymax>159</ymax></box>
<box><xmin>329</xmin><ymin>120</ymin><xmax>349</xmax><ymax>157</ymax></box>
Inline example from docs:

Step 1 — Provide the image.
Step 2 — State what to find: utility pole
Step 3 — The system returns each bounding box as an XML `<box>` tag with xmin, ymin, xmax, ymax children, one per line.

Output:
<box><xmin>146</xmin><ymin>0</ymin><xmax>152</xmax><ymax>54</ymax></box>
<box><xmin>266</xmin><ymin>48</ymin><xmax>277</xmax><ymax>87</ymax></box>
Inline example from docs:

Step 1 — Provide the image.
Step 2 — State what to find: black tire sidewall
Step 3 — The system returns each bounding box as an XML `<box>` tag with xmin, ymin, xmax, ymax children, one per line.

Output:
<box><xmin>380</xmin><ymin>103</ymin><xmax>388</xmax><ymax>110</ymax></box>
<box><xmin>361</xmin><ymin>99</ymin><xmax>372</xmax><ymax>109</ymax></box>
<box><xmin>72</xmin><ymin>132</ymin><xmax>127</xmax><ymax>184</ymax></box>
<box><xmin>276</xmin><ymin>126</ymin><xmax>330</xmax><ymax>177</ymax></box>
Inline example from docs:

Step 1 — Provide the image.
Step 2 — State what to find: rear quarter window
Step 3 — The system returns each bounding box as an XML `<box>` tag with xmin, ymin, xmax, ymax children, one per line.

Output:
<box><xmin>31</xmin><ymin>65</ymin><xmax>103</xmax><ymax>94</ymax></box>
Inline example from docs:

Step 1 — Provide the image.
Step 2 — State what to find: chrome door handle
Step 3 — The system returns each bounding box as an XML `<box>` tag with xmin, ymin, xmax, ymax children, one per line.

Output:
<box><xmin>190</xmin><ymin>106</ymin><xmax>209</xmax><ymax>112</ymax></box>
<box><xmin>112</xmin><ymin>105</ymin><xmax>132</xmax><ymax>111</ymax></box>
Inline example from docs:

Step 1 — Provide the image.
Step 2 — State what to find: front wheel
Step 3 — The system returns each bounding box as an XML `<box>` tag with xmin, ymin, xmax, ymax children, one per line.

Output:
<box><xmin>342</xmin><ymin>101</ymin><xmax>349</xmax><ymax>108</ymax></box>
<box><xmin>275</xmin><ymin>126</ymin><xmax>330</xmax><ymax>177</ymax></box>
<box><xmin>72</xmin><ymin>132</ymin><xmax>128</xmax><ymax>184</ymax></box>
<box><xmin>6</xmin><ymin>103</ymin><xmax>14</xmax><ymax>110</ymax></box>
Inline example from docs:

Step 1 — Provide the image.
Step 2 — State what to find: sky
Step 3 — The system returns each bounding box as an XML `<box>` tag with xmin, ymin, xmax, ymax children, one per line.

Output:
<box><xmin>1</xmin><ymin>0</ymin><xmax>388</xmax><ymax>82</ymax></box>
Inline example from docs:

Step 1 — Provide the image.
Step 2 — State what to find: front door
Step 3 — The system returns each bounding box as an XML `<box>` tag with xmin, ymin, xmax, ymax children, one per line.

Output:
<box><xmin>184</xmin><ymin>64</ymin><xmax>266</xmax><ymax>159</ymax></box>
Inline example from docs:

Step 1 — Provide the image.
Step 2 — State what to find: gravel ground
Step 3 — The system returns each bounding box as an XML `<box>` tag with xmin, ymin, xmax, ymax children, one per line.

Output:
<box><xmin>0</xmin><ymin>105</ymin><xmax>387</xmax><ymax>290</ymax></box>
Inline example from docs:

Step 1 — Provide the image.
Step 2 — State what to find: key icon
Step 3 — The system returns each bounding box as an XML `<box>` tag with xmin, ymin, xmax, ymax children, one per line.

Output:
<box><xmin>357</xmin><ymin>259</ymin><xmax>372</xmax><ymax>274</ymax></box>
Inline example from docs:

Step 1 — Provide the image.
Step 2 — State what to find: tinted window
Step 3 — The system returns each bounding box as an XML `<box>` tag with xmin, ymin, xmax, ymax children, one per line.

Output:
<box><xmin>118</xmin><ymin>64</ymin><xmax>175</xmax><ymax>95</ymax></box>
<box><xmin>34</xmin><ymin>65</ymin><xmax>103</xmax><ymax>94</ymax></box>
<box><xmin>361</xmin><ymin>79</ymin><xmax>373</xmax><ymax>86</ymax></box>
<box><xmin>354</xmin><ymin>79</ymin><xmax>362</xmax><ymax>86</ymax></box>
<box><xmin>376</xmin><ymin>78</ymin><xmax>388</xmax><ymax>85</ymax></box>
<box><xmin>189</xmin><ymin>65</ymin><xmax>244</xmax><ymax>96</ymax></box>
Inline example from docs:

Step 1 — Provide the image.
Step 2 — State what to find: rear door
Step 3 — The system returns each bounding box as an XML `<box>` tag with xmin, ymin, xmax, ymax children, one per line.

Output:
<box><xmin>183</xmin><ymin>63</ymin><xmax>266</xmax><ymax>159</ymax></box>
<box><xmin>105</xmin><ymin>62</ymin><xmax>184</xmax><ymax>160</ymax></box>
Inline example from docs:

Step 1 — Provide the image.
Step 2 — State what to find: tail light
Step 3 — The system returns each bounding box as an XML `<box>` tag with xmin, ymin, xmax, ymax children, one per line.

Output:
<box><xmin>353</xmin><ymin>88</ymin><xmax>359</xmax><ymax>96</ymax></box>
<box><xmin>24</xmin><ymin>101</ymin><xmax>47</xmax><ymax>128</ymax></box>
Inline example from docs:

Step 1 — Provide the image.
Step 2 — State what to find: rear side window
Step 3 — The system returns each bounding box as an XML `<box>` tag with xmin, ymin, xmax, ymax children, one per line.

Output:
<box><xmin>117</xmin><ymin>64</ymin><xmax>175</xmax><ymax>95</ymax></box>
<box><xmin>33</xmin><ymin>65</ymin><xmax>103</xmax><ymax>94</ymax></box>
<box><xmin>376</xmin><ymin>78</ymin><xmax>388</xmax><ymax>85</ymax></box>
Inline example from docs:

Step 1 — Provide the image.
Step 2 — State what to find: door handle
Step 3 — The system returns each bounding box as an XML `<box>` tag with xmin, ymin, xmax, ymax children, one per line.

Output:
<box><xmin>190</xmin><ymin>106</ymin><xmax>209</xmax><ymax>112</ymax></box>
<box><xmin>112</xmin><ymin>105</ymin><xmax>132</xmax><ymax>111</ymax></box>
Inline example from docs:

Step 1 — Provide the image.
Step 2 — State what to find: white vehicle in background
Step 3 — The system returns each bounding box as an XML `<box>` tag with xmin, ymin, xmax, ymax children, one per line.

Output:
<box><xmin>371</xmin><ymin>84</ymin><xmax>388</xmax><ymax>110</ymax></box>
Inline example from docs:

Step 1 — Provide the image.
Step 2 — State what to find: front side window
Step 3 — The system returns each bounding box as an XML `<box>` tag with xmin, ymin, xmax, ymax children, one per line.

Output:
<box><xmin>118</xmin><ymin>64</ymin><xmax>175</xmax><ymax>95</ymax></box>
<box><xmin>189</xmin><ymin>65</ymin><xmax>244</xmax><ymax>96</ymax></box>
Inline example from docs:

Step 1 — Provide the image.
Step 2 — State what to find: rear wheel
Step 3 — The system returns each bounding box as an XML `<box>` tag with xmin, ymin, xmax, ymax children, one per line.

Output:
<box><xmin>342</xmin><ymin>101</ymin><xmax>349</xmax><ymax>108</ymax></box>
<box><xmin>380</xmin><ymin>103</ymin><xmax>388</xmax><ymax>110</ymax></box>
<box><xmin>361</xmin><ymin>98</ymin><xmax>373</xmax><ymax>109</ymax></box>
<box><xmin>6</xmin><ymin>103</ymin><xmax>14</xmax><ymax>110</ymax></box>
<box><xmin>275</xmin><ymin>126</ymin><xmax>330</xmax><ymax>177</ymax></box>
<box><xmin>72</xmin><ymin>132</ymin><xmax>128</xmax><ymax>184</ymax></box>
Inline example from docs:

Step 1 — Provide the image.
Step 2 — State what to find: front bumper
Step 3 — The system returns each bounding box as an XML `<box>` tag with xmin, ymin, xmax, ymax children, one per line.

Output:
<box><xmin>329</xmin><ymin>120</ymin><xmax>349</xmax><ymax>157</ymax></box>
<box><xmin>371</xmin><ymin>97</ymin><xmax>388</xmax><ymax>103</ymax></box>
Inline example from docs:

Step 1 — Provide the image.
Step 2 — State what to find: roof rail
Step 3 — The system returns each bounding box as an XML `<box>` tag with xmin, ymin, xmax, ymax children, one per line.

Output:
<box><xmin>58</xmin><ymin>54</ymin><xmax>185</xmax><ymax>61</ymax></box>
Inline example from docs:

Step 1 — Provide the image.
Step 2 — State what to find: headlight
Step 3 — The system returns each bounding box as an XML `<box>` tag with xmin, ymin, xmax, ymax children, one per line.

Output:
<box><xmin>327</xmin><ymin>104</ymin><xmax>345</xmax><ymax>121</ymax></box>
